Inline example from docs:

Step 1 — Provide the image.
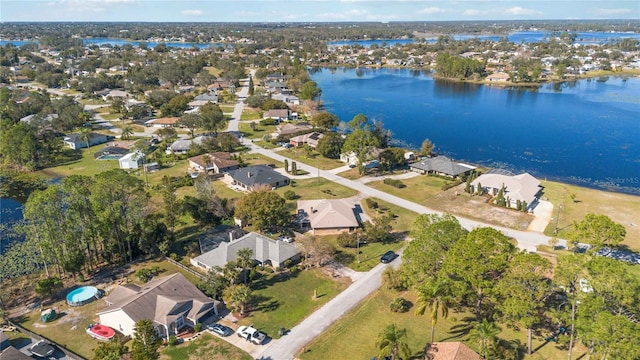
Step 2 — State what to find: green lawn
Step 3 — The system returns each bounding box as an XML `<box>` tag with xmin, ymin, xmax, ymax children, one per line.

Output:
<box><xmin>241</xmin><ymin>108</ymin><xmax>262</xmax><ymax>120</ymax></box>
<box><xmin>362</xmin><ymin>197</ymin><xmax>418</xmax><ymax>234</ymax></box>
<box><xmin>241</xmin><ymin>152</ymin><xmax>284</xmax><ymax>168</ymax></box>
<box><xmin>280</xmin><ymin>178</ymin><xmax>358</xmax><ymax>200</ymax></box>
<box><xmin>161</xmin><ymin>332</ymin><xmax>252</xmax><ymax>360</ymax></box>
<box><xmin>325</xmin><ymin>234</ymin><xmax>406</xmax><ymax>272</ymax></box>
<box><xmin>220</xmin><ymin>105</ymin><xmax>235</xmax><ymax>113</ymax></box>
<box><xmin>238</xmin><ymin>122</ymin><xmax>277</xmax><ymax>140</ymax></box>
<box><xmin>540</xmin><ymin>180</ymin><xmax>640</xmax><ymax>250</ymax></box>
<box><xmin>367</xmin><ymin>175</ymin><xmax>451</xmax><ymax>207</ymax></box>
<box><xmin>336</xmin><ymin>167</ymin><xmax>362</xmax><ymax>180</ymax></box>
<box><xmin>238</xmin><ymin>268</ymin><xmax>348</xmax><ymax>339</ymax></box>
<box><xmin>254</xmin><ymin>140</ymin><xmax>278</xmax><ymax>149</ymax></box>
<box><xmin>300</xmin><ymin>287</ymin><xmax>588</xmax><ymax>360</ymax></box>
<box><xmin>278</xmin><ymin>148</ymin><xmax>344</xmax><ymax>170</ymax></box>
<box><xmin>37</xmin><ymin>144</ymin><xmax>120</xmax><ymax>179</ymax></box>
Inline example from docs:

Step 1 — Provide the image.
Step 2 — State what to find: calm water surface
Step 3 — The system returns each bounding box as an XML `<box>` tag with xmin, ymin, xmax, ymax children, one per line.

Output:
<box><xmin>311</xmin><ymin>67</ymin><xmax>640</xmax><ymax>194</ymax></box>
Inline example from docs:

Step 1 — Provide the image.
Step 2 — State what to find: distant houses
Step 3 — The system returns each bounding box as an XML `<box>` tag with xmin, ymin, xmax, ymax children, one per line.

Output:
<box><xmin>289</xmin><ymin>132</ymin><xmax>324</xmax><ymax>148</ymax></box>
<box><xmin>272</xmin><ymin>123</ymin><xmax>312</xmax><ymax>138</ymax></box>
<box><xmin>168</xmin><ymin>135</ymin><xmax>210</xmax><ymax>154</ymax></box>
<box><xmin>145</xmin><ymin>117</ymin><xmax>179</xmax><ymax>128</ymax></box>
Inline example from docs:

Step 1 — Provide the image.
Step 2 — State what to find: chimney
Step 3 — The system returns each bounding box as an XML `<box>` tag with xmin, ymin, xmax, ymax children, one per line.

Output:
<box><xmin>310</xmin><ymin>206</ymin><xmax>314</xmax><ymax>214</ymax></box>
<box><xmin>229</xmin><ymin>231</ymin><xmax>235</xmax><ymax>242</ymax></box>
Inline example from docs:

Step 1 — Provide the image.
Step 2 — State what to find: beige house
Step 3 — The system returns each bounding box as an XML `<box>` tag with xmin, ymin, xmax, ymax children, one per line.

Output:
<box><xmin>472</xmin><ymin>171</ymin><xmax>542</xmax><ymax>210</ymax></box>
<box><xmin>424</xmin><ymin>342</ymin><xmax>482</xmax><ymax>360</ymax></box>
<box><xmin>188</xmin><ymin>152</ymin><xmax>239</xmax><ymax>174</ymax></box>
<box><xmin>97</xmin><ymin>273</ymin><xmax>219</xmax><ymax>339</ymax></box>
<box><xmin>272</xmin><ymin>123</ymin><xmax>313</xmax><ymax>138</ymax></box>
<box><xmin>144</xmin><ymin>117</ymin><xmax>180</xmax><ymax>128</ymax></box>
<box><xmin>486</xmin><ymin>72</ymin><xmax>511</xmax><ymax>82</ymax></box>
<box><xmin>297</xmin><ymin>199</ymin><xmax>359</xmax><ymax>235</ymax></box>
<box><xmin>289</xmin><ymin>132</ymin><xmax>324</xmax><ymax>148</ymax></box>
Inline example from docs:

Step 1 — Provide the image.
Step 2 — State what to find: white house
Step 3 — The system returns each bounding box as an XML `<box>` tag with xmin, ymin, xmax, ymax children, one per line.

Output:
<box><xmin>97</xmin><ymin>273</ymin><xmax>219</xmax><ymax>339</ymax></box>
<box><xmin>119</xmin><ymin>151</ymin><xmax>144</xmax><ymax>169</ymax></box>
<box><xmin>471</xmin><ymin>171</ymin><xmax>542</xmax><ymax>210</ymax></box>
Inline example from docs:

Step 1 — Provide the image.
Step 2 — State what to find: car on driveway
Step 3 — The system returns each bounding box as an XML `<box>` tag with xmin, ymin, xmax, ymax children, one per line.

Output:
<box><xmin>237</xmin><ymin>325</ymin><xmax>266</xmax><ymax>345</ymax></box>
<box><xmin>207</xmin><ymin>323</ymin><xmax>233</xmax><ymax>337</ymax></box>
<box><xmin>380</xmin><ymin>251</ymin><xmax>397</xmax><ymax>264</ymax></box>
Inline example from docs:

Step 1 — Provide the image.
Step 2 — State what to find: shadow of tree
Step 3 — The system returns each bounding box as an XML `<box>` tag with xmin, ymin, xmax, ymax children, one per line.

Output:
<box><xmin>251</xmin><ymin>294</ymin><xmax>279</xmax><ymax>313</ymax></box>
<box><xmin>250</xmin><ymin>270</ymin><xmax>301</xmax><ymax>291</ymax></box>
<box><xmin>441</xmin><ymin>315</ymin><xmax>475</xmax><ymax>341</ymax></box>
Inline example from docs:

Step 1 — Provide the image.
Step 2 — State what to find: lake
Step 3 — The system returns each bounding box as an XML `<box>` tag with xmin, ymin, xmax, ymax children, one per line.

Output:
<box><xmin>310</xmin><ymin>67</ymin><xmax>640</xmax><ymax>194</ymax></box>
<box><xmin>0</xmin><ymin>38</ymin><xmax>225</xmax><ymax>48</ymax></box>
<box><xmin>327</xmin><ymin>31</ymin><xmax>640</xmax><ymax>47</ymax></box>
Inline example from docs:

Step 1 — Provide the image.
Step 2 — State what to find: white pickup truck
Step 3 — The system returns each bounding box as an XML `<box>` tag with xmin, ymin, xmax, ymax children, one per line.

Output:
<box><xmin>237</xmin><ymin>325</ymin><xmax>266</xmax><ymax>345</ymax></box>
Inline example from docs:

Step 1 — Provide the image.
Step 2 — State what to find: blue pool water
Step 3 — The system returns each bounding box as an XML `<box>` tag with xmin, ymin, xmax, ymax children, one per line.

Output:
<box><xmin>66</xmin><ymin>286</ymin><xmax>99</xmax><ymax>306</ymax></box>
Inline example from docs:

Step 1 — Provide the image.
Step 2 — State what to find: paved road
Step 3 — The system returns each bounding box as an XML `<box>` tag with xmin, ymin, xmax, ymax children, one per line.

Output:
<box><xmin>228</xmin><ymin>69</ymin><xmax>256</xmax><ymax>133</ymax></box>
<box><xmin>257</xmin><ymin>260</ymin><xmax>400</xmax><ymax>360</ymax></box>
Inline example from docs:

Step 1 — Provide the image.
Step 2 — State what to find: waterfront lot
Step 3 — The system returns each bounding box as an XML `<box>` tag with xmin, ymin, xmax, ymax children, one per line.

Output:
<box><xmin>278</xmin><ymin>148</ymin><xmax>344</xmax><ymax>170</ymax></box>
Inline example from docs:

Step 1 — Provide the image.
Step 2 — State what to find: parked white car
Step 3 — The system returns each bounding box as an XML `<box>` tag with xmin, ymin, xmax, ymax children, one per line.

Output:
<box><xmin>237</xmin><ymin>325</ymin><xmax>266</xmax><ymax>345</ymax></box>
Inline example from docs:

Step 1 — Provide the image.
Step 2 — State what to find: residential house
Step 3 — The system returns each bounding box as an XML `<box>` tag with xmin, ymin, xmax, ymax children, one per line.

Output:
<box><xmin>0</xmin><ymin>331</ymin><xmax>9</xmax><ymax>350</ymax></box>
<box><xmin>145</xmin><ymin>117</ymin><xmax>180</xmax><ymax>128</ymax></box>
<box><xmin>271</xmin><ymin>92</ymin><xmax>300</xmax><ymax>106</ymax></box>
<box><xmin>266</xmin><ymin>73</ymin><xmax>287</xmax><ymax>82</ymax></box>
<box><xmin>486</xmin><ymin>72</ymin><xmax>511</xmax><ymax>82</ymax></box>
<box><xmin>63</xmin><ymin>133</ymin><xmax>110</xmax><ymax>150</ymax></box>
<box><xmin>94</xmin><ymin>146</ymin><xmax>129</xmax><ymax>159</ymax></box>
<box><xmin>97</xmin><ymin>273</ymin><xmax>219</xmax><ymax>339</ymax></box>
<box><xmin>188</xmin><ymin>152</ymin><xmax>239</xmax><ymax>174</ymax></box>
<box><xmin>423</xmin><ymin>342</ymin><xmax>482</xmax><ymax>360</ymax></box>
<box><xmin>193</xmin><ymin>92</ymin><xmax>219</xmax><ymax>104</ymax></box>
<box><xmin>410</xmin><ymin>156</ymin><xmax>476</xmax><ymax>179</ymax></box>
<box><xmin>264</xmin><ymin>109</ymin><xmax>291</xmax><ymax>122</ymax></box>
<box><xmin>297</xmin><ymin>199</ymin><xmax>360</xmax><ymax>235</ymax></box>
<box><xmin>168</xmin><ymin>135</ymin><xmax>210</xmax><ymax>154</ymax></box>
<box><xmin>19</xmin><ymin>113</ymin><xmax>58</xmax><ymax>125</ymax></box>
<box><xmin>471</xmin><ymin>171</ymin><xmax>542</xmax><ymax>210</ymax></box>
<box><xmin>272</xmin><ymin>123</ymin><xmax>313</xmax><ymax>138</ymax></box>
<box><xmin>225</xmin><ymin>165</ymin><xmax>289</xmax><ymax>191</ymax></box>
<box><xmin>119</xmin><ymin>151</ymin><xmax>144</xmax><ymax>169</ymax></box>
<box><xmin>289</xmin><ymin>132</ymin><xmax>324</xmax><ymax>148</ymax></box>
<box><xmin>190</xmin><ymin>232</ymin><xmax>301</xmax><ymax>270</ymax></box>
<box><xmin>264</xmin><ymin>81</ymin><xmax>288</xmax><ymax>93</ymax></box>
<box><xmin>0</xmin><ymin>346</ymin><xmax>32</xmax><ymax>360</ymax></box>
<box><xmin>340</xmin><ymin>148</ymin><xmax>384</xmax><ymax>167</ymax></box>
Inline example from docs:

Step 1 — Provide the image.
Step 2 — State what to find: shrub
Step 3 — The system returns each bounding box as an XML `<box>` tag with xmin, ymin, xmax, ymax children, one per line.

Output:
<box><xmin>194</xmin><ymin>323</ymin><xmax>203</xmax><ymax>332</ymax></box>
<box><xmin>365</xmin><ymin>198</ymin><xmax>379</xmax><ymax>209</ymax></box>
<box><xmin>259</xmin><ymin>118</ymin><xmax>277</xmax><ymax>126</ymax></box>
<box><xmin>283</xmin><ymin>190</ymin><xmax>297</xmax><ymax>200</ymax></box>
<box><xmin>337</xmin><ymin>232</ymin><xmax>359</xmax><ymax>248</ymax></box>
<box><xmin>383</xmin><ymin>178</ymin><xmax>406</xmax><ymax>188</ymax></box>
<box><xmin>168</xmin><ymin>335</ymin><xmax>178</xmax><ymax>346</ymax></box>
<box><xmin>136</xmin><ymin>268</ymin><xmax>153</xmax><ymax>283</ymax></box>
<box><xmin>389</xmin><ymin>297</ymin><xmax>410</xmax><ymax>313</ymax></box>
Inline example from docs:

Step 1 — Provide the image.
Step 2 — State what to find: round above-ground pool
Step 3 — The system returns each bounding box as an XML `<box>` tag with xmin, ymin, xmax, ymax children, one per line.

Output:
<box><xmin>66</xmin><ymin>286</ymin><xmax>99</xmax><ymax>306</ymax></box>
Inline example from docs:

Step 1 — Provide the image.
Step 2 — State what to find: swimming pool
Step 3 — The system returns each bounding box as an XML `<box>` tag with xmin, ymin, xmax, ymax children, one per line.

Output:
<box><xmin>66</xmin><ymin>286</ymin><xmax>100</xmax><ymax>306</ymax></box>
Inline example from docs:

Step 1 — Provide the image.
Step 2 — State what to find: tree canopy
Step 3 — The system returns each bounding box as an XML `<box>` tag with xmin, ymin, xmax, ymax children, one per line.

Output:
<box><xmin>234</xmin><ymin>190</ymin><xmax>290</xmax><ymax>232</ymax></box>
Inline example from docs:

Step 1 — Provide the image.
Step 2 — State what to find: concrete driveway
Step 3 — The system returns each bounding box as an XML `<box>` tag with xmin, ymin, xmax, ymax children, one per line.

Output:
<box><xmin>528</xmin><ymin>200</ymin><xmax>553</xmax><ymax>232</ymax></box>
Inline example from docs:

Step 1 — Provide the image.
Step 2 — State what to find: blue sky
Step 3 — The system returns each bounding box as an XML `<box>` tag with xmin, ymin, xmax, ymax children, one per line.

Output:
<box><xmin>2</xmin><ymin>0</ymin><xmax>639</xmax><ymax>22</ymax></box>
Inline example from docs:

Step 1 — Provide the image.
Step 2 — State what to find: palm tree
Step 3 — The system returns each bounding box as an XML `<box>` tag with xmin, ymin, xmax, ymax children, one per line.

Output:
<box><xmin>79</xmin><ymin>127</ymin><xmax>92</xmax><ymax>149</ymax></box>
<box><xmin>376</xmin><ymin>324</ymin><xmax>412</xmax><ymax>360</ymax></box>
<box><xmin>236</xmin><ymin>248</ymin><xmax>254</xmax><ymax>284</ymax></box>
<box><xmin>415</xmin><ymin>280</ymin><xmax>450</xmax><ymax>343</ymax></box>
<box><xmin>469</xmin><ymin>319</ymin><xmax>501</xmax><ymax>359</ymax></box>
<box><xmin>223</xmin><ymin>284</ymin><xmax>252</xmax><ymax>315</ymax></box>
<box><xmin>121</xmin><ymin>125</ymin><xmax>133</xmax><ymax>140</ymax></box>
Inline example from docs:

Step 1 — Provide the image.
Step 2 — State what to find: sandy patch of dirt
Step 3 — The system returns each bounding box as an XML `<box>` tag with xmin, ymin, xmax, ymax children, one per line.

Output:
<box><xmin>430</xmin><ymin>184</ymin><xmax>534</xmax><ymax>230</ymax></box>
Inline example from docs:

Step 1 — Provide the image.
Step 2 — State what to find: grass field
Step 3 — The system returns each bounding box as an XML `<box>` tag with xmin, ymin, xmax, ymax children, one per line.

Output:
<box><xmin>220</xmin><ymin>105</ymin><xmax>235</xmax><ymax>113</ymax></box>
<box><xmin>299</xmin><ymin>287</ymin><xmax>588</xmax><ymax>360</ymax></box>
<box><xmin>362</xmin><ymin>197</ymin><xmax>418</xmax><ymax>234</ymax></box>
<box><xmin>540</xmin><ymin>180</ymin><xmax>640</xmax><ymax>250</ymax></box>
<box><xmin>161</xmin><ymin>332</ymin><xmax>252</xmax><ymax>360</ymax></box>
<box><xmin>237</xmin><ymin>269</ymin><xmax>348</xmax><ymax>339</ymax></box>
<box><xmin>36</xmin><ymin>144</ymin><xmax>120</xmax><ymax>179</ymax></box>
<box><xmin>278</xmin><ymin>148</ymin><xmax>344</xmax><ymax>170</ymax></box>
<box><xmin>367</xmin><ymin>175</ymin><xmax>451</xmax><ymax>206</ymax></box>
<box><xmin>241</xmin><ymin>108</ymin><xmax>262</xmax><ymax>120</ymax></box>
<box><xmin>238</xmin><ymin>122</ymin><xmax>277</xmax><ymax>140</ymax></box>
<box><xmin>336</xmin><ymin>167</ymin><xmax>362</xmax><ymax>180</ymax></box>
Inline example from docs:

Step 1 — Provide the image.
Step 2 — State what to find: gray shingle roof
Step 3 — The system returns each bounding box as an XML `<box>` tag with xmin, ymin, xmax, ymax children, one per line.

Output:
<box><xmin>410</xmin><ymin>156</ymin><xmax>475</xmax><ymax>176</ymax></box>
<box><xmin>192</xmin><ymin>232</ymin><xmax>300</xmax><ymax>268</ymax></box>
<box><xmin>228</xmin><ymin>165</ymin><xmax>289</xmax><ymax>189</ymax></box>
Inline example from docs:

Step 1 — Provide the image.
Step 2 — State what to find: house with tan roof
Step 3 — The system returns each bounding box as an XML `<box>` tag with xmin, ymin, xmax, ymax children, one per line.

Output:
<box><xmin>290</xmin><ymin>132</ymin><xmax>324</xmax><ymax>148</ymax></box>
<box><xmin>97</xmin><ymin>273</ymin><xmax>219</xmax><ymax>339</ymax></box>
<box><xmin>190</xmin><ymin>232</ymin><xmax>301</xmax><ymax>270</ymax></box>
<box><xmin>265</xmin><ymin>109</ymin><xmax>291</xmax><ymax>122</ymax></box>
<box><xmin>297</xmin><ymin>199</ymin><xmax>360</xmax><ymax>235</ymax></box>
<box><xmin>188</xmin><ymin>152</ymin><xmax>239</xmax><ymax>174</ymax></box>
<box><xmin>424</xmin><ymin>342</ymin><xmax>482</xmax><ymax>360</ymax></box>
<box><xmin>272</xmin><ymin>123</ymin><xmax>313</xmax><ymax>138</ymax></box>
<box><xmin>145</xmin><ymin>117</ymin><xmax>180</xmax><ymax>128</ymax></box>
<box><xmin>472</xmin><ymin>171</ymin><xmax>542</xmax><ymax>210</ymax></box>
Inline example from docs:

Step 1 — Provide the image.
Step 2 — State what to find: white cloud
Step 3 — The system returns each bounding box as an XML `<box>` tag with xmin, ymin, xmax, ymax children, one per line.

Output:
<box><xmin>181</xmin><ymin>9</ymin><xmax>203</xmax><ymax>16</ymax></box>
<box><xmin>505</xmin><ymin>6</ymin><xmax>542</xmax><ymax>16</ymax></box>
<box><xmin>418</xmin><ymin>7</ymin><xmax>445</xmax><ymax>15</ymax></box>
<box><xmin>593</xmin><ymin>8</ymin><xmax>633</xmax><ymax>16</ymax></box>
<box><xmin>463</xmin><ymin>9</ymin><xmax>488</xmax><ymax>16</ymax></box>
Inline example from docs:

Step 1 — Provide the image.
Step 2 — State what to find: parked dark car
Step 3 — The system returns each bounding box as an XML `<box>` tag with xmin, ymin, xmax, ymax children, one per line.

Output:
<box><xmin>207</xmin><ymin>323</ymin><xmax>234</xmax><ymax>337</ymax></box>
<box><xmin>380</xmin><ymin>251</ymin><xmax>397</xmax><ymax>264</ymax></box>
